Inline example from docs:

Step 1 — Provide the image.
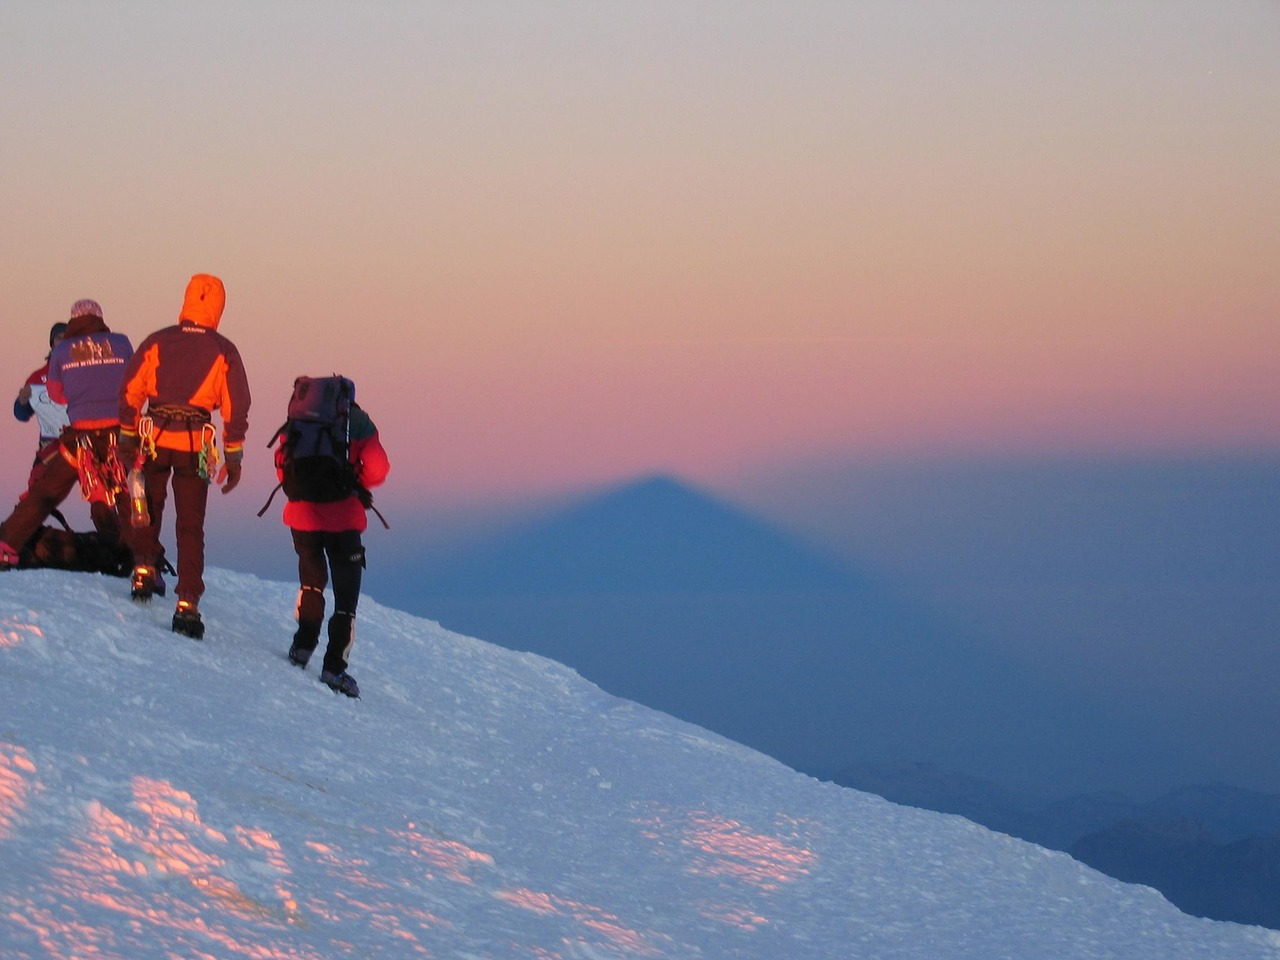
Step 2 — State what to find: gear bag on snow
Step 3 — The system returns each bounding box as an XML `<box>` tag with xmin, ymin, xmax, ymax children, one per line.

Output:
<box><xmin>26</xmin><ymin>526</ymin><xmax>133</xmax><ymax>576</ymax></box>
<box><xmin>11</xmin><ymin>510</ymin><xmax>137</xmax><ymax>577</ymax></box>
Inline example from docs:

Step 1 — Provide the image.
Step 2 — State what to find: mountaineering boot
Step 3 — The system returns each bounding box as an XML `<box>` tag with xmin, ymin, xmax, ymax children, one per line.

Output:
<box><xmin>0</xmin><ymin>541</ymin><xmax>19</xmax><ymax>569</ymax></box>
<box><xmin>131</xmin><ymin>565</ymin><xmax>160</xmax><ymax>602</ymax></box>
<box><xmin>172</xmin><ymin>600</ymin><xmax>204</xmax><ymax>640</ymax></box>
<box><xmin>320</xmin><ymin>669</ymin><xmax>360</xmax><ymax>699</ymax></box>
<box><xmin>319</xmin><ymin>613</ymin><xmax>359</xmax><ymax>696</ymax></box>
<box><xmin>288</xmin><ymin>618</ymin><xmax>321</xmax><ymax>668</ymax></box>
<box><xmin>318</xmin><ymin>612</ymin><xmax>358</xmax><ymax>697</ymax></box>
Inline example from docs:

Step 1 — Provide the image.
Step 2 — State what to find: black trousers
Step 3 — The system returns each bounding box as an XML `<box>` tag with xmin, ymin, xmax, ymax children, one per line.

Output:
<box><xmin>292</xmin><ymin>528</ymin><xmax>366</xmax><ymax>674</ymax></box>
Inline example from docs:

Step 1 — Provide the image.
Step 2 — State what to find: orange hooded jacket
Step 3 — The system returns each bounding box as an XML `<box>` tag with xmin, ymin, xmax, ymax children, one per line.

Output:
<box><xmin>119</xmin><ymin>275</ymin><xmax>251</xmax><ymax>454</ymax></box>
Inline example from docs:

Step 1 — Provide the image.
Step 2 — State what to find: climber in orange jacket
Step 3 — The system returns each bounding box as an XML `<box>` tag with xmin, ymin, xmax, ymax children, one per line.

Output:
<box><xmin>118</xmin><ymin>274</ymin><xmax>252</xmax><ymax>640</ymax></box>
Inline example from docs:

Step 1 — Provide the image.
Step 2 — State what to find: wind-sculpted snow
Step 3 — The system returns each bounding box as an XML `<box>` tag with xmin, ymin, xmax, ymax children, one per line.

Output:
<box><xmin>0</xmin><ymin>568</ymin><xmax>1277</xmax><ymax>958</ymax></box>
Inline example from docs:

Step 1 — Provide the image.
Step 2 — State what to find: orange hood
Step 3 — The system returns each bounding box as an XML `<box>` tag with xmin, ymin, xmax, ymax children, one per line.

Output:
<box><xmin>180</xmin><ymin>274</ymin><xmax>226</xmax><ymax>329</ymax></box>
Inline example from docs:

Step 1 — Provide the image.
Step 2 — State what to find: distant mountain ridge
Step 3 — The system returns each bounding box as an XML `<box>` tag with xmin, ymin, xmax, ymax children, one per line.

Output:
<box><xmin>1070</xmin><ymin>821</ymin><xmax>1280</xmax><ymax>930</ymax></box>
<box><xmin>833</xmin><ymin>760</ymin><xmax>1280</xmax><ymax>929</ymax></box>
<box><xmin>834</xmin><ymin>760</ymin><xmax>1280</xmax><ymax>845</ymax></box>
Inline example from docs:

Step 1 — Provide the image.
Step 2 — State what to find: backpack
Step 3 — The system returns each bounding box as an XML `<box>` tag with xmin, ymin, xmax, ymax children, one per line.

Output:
<box><xmin>269</xmin><ymin>375</ymin><xmax>358</xmax><ymax>504</ymax></box>
<box><xmin>257</xmin><ymin>375</ymin><xmax>389</xmax><ymax>528</ymax></box>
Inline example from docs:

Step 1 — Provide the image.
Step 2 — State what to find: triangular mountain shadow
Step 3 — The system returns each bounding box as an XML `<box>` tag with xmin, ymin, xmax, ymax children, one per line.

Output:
<box><xmin>414</xmin><ymin>474</ymin><xmax>858</xmax><ymax>595</ymax></box>
<box><xmin>379</xmin><ymin>475</ymin><xmax>1184</xmax><ymax>797</ymax></box>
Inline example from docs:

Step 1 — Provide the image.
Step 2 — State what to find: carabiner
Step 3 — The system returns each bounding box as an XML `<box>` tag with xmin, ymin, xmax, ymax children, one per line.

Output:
<box><xmin>138</xmin><ymin>416</ymin><xmax>157</xmax><ymax>463</ymax></box>
<box><xmin>197</xmin><ymin>423</ymin><xmax>220</xmax><ymax>482</ymax></box>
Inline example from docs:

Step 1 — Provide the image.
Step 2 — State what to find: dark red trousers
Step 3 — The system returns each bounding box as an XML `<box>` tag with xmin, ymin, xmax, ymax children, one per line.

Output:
<box><xmin>130</xmin><ymin>448</ymin><xmax>208</xmax><ymax>604</ymax></box>
<box><xmin>0</xmin><ymin>427</ymin><xmax>126</xmax><ymax>552</ymax></box>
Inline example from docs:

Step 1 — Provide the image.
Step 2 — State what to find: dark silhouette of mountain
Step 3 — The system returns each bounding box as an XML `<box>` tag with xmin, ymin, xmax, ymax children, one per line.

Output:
<box><xmin>379</xmin><ymin>475</ymin><xmax>1175</xmax><ymax>799</ymax></box>
<box><xmin>1070</xmin><ymin>821</ymin><xmax>1280</xmax><ymax>929</ymax></box>
<box><xmin>1138</xmin><ymin>784</ymin><xmax>1280</xmax><ymax>842</ymax></box>
<box><xmin>832</xmin><ymin>760</ymin><xmax>1280</xmax><ymax>930</ymax></box>
<box><xmin>416</xmin><ymin>474</ymin><xmax>857</xmax><ymax>595</ymax></box>
<box><xmin>835</xmin><ymin>761</ymin><xmax>1280</xmax><ymax>848</ymax></box>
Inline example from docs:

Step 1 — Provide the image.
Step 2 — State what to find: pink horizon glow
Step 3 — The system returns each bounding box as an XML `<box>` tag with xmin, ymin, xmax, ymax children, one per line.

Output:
<box><xmin>1</xmin><ymin>4</ymin><xmax>1276</xmax><ymax>507</ymax></box>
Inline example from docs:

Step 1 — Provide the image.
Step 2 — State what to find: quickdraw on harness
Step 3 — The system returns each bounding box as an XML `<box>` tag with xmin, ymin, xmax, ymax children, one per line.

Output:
<box><xmin>136</xmin><ymin>416</ymin><xmax>158</xmax><ymax>466</ymax></box>
<box><xmin>69</xmin><ymin>431</ymin><xmax>128</xmax><ymax>507</ymax></box>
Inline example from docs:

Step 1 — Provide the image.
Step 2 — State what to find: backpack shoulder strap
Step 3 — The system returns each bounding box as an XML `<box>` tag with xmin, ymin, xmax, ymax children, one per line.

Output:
<box><xmin>265</xmin><ymin>421</ymin><xmax>288</xmax><ymax>448</ymax></box>
<box><xmin>256</xmin><ymin>482</ymin><xmax>284</xmax><ymax>518</ymax></box>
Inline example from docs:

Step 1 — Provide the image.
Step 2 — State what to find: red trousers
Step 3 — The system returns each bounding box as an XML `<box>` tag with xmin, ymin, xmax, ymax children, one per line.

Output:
<box><xmin>0</xmin><ymin>428</ymin><xmax>126</xmax><ymax>552</ymax></box>
<box><xmin>129</xmin><ymin>448</ymin><xmax>209</xmax><ymax>604</ymax></box>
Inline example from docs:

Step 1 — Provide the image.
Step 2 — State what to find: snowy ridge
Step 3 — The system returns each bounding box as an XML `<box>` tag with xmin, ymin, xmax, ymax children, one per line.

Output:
<box><xmin>0</xmin><ymin>568</ymin><xmax>1277</xmax><ymax>959</ymax></box>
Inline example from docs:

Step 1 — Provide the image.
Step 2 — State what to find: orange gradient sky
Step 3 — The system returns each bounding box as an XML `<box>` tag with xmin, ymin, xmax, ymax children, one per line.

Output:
<box><xmin>1</xmin><ymin>3</ymin><xmax>1276</xmax><ymax>508</ymax></box>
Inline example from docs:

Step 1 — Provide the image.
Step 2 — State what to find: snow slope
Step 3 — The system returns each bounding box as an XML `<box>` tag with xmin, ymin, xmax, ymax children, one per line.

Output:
<box><xmin>0</xmin><ymin>568</ymin><xmax>1276</xmax><ymax>959</ymax></box>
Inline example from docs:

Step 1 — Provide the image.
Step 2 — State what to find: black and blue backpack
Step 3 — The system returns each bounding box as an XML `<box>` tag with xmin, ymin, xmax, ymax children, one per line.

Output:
<box><xmin>280</xmin><ymin>375</ymin><xmax>357</xmax><ymax>503</ymax></box>
<box><xmin>258</xmin><ymin>375</ymin><xmax>362</xmax><ymax>514</ymax></box>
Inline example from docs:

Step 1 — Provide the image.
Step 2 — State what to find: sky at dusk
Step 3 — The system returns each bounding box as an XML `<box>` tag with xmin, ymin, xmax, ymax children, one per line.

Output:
<box><xmin>1</xmin><ymin>2</ymin><xmax>1277</xmax><ymax>508</ymax></box>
